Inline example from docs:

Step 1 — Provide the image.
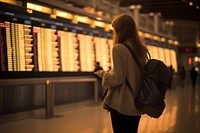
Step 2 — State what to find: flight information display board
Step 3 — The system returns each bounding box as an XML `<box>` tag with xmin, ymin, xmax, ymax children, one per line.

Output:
<box><xmin>0</xmin><ymin>5</ymin><xmax>177</xmax><ymax>79</ymax></box>
<box><xmin>0</xmin><ymin>10</ymin><xmax>113</xmax><ymax>73</ymax></box>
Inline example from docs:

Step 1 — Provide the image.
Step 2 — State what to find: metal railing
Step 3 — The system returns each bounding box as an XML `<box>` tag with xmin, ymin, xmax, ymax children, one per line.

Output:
<box><xmin>0</xmin><ymin>76</ymin><xmax>98</xmax><ymax>118</ymax></box>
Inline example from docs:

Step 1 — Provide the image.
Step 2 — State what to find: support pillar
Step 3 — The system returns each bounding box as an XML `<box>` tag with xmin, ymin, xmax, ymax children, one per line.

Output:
<box><xmin>154</xmin><ymin>13</ymin><xmax>161</xmax><ymax>33</ymax></box>
<box><xmin>132</xmin><ymin>5</ymin><xmax>142</xmax><ymax>27</ymax></box>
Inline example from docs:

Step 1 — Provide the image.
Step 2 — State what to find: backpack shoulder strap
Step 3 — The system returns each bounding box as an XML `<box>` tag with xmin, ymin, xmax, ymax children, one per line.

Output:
<box><xmin>123</xmin><ymin>44</ymin><xmax>143</xmax><ymax>71</ymax></box>
<box><xmin>123</xmin><ymin>43</ymin><xmax>144</xmax><ymax>97</ymax></box>
<box><xmin>126</xmin><ymin>78</ymin><xmax>136</xmax><ymax>96</ymax></box>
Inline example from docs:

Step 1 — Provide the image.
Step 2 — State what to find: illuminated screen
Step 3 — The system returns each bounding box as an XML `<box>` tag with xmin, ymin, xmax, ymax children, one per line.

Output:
<box><xmin>0</xmin><ymin>9</ymin><xmax>112</xmax><ymax>72</ymax></box>
<box><xmin>0</xmin><ymin>4</ymin><xmax>177</xmax><ymax>79</ymax></box>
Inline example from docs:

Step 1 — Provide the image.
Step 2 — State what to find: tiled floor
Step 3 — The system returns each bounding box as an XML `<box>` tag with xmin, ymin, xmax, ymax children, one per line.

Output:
<box><xmin>0</xmin><ymin>76</ymin><xmax>200</xmax><ymax>133</ymax></box>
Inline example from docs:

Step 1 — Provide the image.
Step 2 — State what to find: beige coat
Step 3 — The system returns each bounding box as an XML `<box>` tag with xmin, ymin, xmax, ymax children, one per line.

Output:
<box><xmin>102</xmin><ymin>42</ymin><xmax>145</xmax><ymax>116</ymax></box>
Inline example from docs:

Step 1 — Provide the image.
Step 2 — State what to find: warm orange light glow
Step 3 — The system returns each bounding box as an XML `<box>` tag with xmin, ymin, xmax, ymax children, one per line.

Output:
<box><xmin>144</xmin><ymin>33</ymin><xmax>152</xmax><ymax>39</ymax></box>
<box><xmin>0</xmin><ymin>0</ymin><xmax>21</xmax><ymax>5</ymax></box>
<box><xmin>197</xmin><ymin>42</ymin><xmax>200</xmax><ymax>47</ymax></box>
<box><xmin>27</xmin><ymin>2</ymin><xmax>51</xmax><ymax>14</ymax></box>
<box><xmin>96</xmin><ymin>17</ymin><xmax>102</xmax><ymax>21</ymax></box>
<box><xmin>105</xmin><ymin>24</ymin><xmax>111</xmax><ymax>31</ymax></box>
<box><xmin>174</xmin><ymin>41</ymin><xmax>179</xmax><ymax>45</ymax></box>
<box><xmin>77</xmin><ymin>16</ymin><xmax>89</xmax><ymax>23</ymax></box>
<box><xmin>161</xmin><ymin>38</ymin><xmax>166</xmax><ymax>42</ymax></box>
<box><xmin>153</xmin><ymin>36</ymin><xmax>160</xmax><ymax>41</ymax></box>
<box><xmin>94</xmin><ymin>21</ymin><xmax>105</xmax><ymax>28</ymax></box>
<box><xmin>138</xmin><ymin>31</ymin><xmax>144</xmax><ymax>37</ymax></box>
<box><xmin>168</xmin><ymin>39</ymin><xmax>173</xmax><ymax>44</ymax></box>
<box><xmin>56</xmin><ymin>10</ymin><xmax>73</xmax><ymax>20</ymax></box>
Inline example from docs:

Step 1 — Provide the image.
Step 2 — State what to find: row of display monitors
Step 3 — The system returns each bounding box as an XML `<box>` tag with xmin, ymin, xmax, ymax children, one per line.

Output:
<box><xmin>0</xmin><ymin>10</ymin><xmax>178</xmax><ymax>73</ymax></box>
<box><xmin>0</xmin><ymin>22</ymin><xmax>113</xmax><ymax>72</ymax></box>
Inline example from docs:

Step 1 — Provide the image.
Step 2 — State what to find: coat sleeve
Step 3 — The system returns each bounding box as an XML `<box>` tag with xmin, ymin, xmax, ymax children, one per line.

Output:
<box><xmin>102</xmin><ymin>45</ymin><xmax>124</xmax><ymax>88</ymax></box>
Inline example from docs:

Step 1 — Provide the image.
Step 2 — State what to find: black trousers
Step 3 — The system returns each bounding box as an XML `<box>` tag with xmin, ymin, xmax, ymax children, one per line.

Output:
<box><xmin>110</xmin><ymin>108</ymin><xmax>141</xmax><ymax>133</ymax></box>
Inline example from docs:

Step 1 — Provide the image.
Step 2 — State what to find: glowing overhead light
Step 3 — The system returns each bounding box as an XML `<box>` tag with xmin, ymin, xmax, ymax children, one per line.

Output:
<box><xmin>73</xmin><ymin>15</ymin><xmax>91</xmax><ymax>24</ymax></box>
<box><xmin>149</xmin><ymin>12</ymin><xmax>154</xmax><ymax>16</ymax></box>
<box><xmin>144</xmin><ymin>33</ymin><xmax>152</xmax><ymax>39</ymax></box>
<box><xmin>153</xmin><ymin>36</ymin><xmax>160</xmax><ymax>41</ymax></box>
<box><xmin>161</xmin><ymin>38</ymin><xmax>166</xmax><ymax>42</ymax></box>
<box><xmin>196</xmin><ymin>6</ymin><xmax>199</xmax><ymax>9</ymax></box>
<box><xmin>56</xmin><ymin>10</ymin><xmax>73</xmax><ymax>19</ymax></box>
<box><xmin>78</xmin><ymin>16</ymin><xmax>89</xmax><ymax>23</ymax></box>
<box><xmin>197</xmin><ymin>42</ymin><xmax>200</xmax><ymax>47</ymax></box>
<box><xmin>95</xmin><ymin>21</ymin><xmax>105</xmax><ymax>28</ymax></box>
<box><xmin>1</xmin><ymin>0</ymin><xmax>20</xmax><ymax>5</ymax></box>
<box><xmin>129</xmin><ymin>5</ymin><xmax>142</xmax><ymax>9</ymax></box>
<box><xmin>136</xmin><ymin>5</ymin><xmax>142</xmax><ymax>9</ymax></box>
<box><xmin>96</xmin><ymin>17</ymin><xmax>102</xmax><ymax>21</ymax></box>
<box><xmin>157</xmin><ymin>12</ymin><xmax>161</xmax><ymax>16</ymax></box>
<box><xmin>165</xmin><ymin>21</ymin><xmax>174</xmax><ymax>26</ymax></box>
<box><xmin>174</xmin><ymin>41</ymin><xmax>179</xmax><ymax>45</ymax></box>
<box><xmin>168</xmin><ymin>39</ymin><xmax>173</xmax><ymax>44</ymax></box>
<box><xmin>189</xmin><ymin>2</ymin><xmax>193</xmax><ymax>6</ymax></box>
<box><xmin>27</xmin><ymin>2</ymin><xmax>51</xmax><ymax>14</ymax></box>
<box><xmin>129</xmin><ymin>5</ymin><xmax>135</xmax><ymax>9</ymax></box>
<box><xmin>194</xmin><ymin>57</ymin><xmax>198</xmax><ymax>62</ymax></box>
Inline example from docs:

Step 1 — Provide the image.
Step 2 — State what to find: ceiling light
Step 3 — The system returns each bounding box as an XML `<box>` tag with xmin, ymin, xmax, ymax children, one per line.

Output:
<box><xmin>96</xmin><ymin>17</ymin><xmax>102</xmax><ymax>21</ymax></box>
<box><xmin>129</xmin><ymin>5</ymin><xmax>135</xmax><ymax>9</ymax></box>
<box><xmin>196</xmin><ymin>6</ymin><xmax>199</xmax><ymax>9</ymax></box>
<box><xmin>189</xmin><ymin>2</ymin><xmax>193</xmax><ymax>6</ymax></box>
<box><xmin>136</xmin><ymin>5</ymin><xmax>142</xmax><ymax>9</ymax></box>
<box><xmin>129</xmin><ymin>5</ymin><xmax>142</xmax><ymax>9</ymax></box>
<box><xmin>149</xmin><ymin>12</ymin><xmax>154</xmax><ymax>16</ymax></box>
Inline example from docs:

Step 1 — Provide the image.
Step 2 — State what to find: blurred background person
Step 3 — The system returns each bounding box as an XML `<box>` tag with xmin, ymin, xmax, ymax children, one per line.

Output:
<box><xmin>94</xmin><ymin>62</ymin><xmax>103</xmax><ymax>72</ymax></box>
<box><xmin>94</xmin><ymin>62</ymin><xmax>103</xmax><ymax>100</ymax></box>
<box><xmin>168</xmin><ymin>65</ymin><xmax>174</xmax><ymax>90</ymax></box>
<box><xmin>179</xmin><ymin>66</ymin><xmax>186</xmax><ymax>88</ymax></box>
<box><xmin>190</xmin><ymin>66</ymin><xmax>198</xmax><ymax>89</ymax></box>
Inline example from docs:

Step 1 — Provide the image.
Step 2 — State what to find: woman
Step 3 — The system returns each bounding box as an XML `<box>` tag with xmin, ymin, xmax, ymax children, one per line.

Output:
<box><xmin>94</xmin><ymin>14</ymin><xmax>148</xmax><ymax>133</ymax></box>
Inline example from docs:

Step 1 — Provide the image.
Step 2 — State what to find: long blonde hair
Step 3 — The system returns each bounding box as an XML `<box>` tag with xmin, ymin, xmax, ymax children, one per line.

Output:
<box><xmin>112</xmin><ymin>14</ymin><xmax>148</xmax><ymax>60</ymax></box>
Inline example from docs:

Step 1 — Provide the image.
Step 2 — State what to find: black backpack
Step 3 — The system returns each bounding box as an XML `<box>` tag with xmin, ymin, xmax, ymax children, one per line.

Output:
<box><xmin>124</xmin><ymin>44</ymin><xmax>170</xmax><ymax>118</ymax></box>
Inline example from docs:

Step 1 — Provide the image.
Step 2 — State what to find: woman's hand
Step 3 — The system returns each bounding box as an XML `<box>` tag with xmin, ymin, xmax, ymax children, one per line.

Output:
<box><xmin>94</xmin><ymin>70</ymin><xmax>104</xmax><ymax>78</ymax></box>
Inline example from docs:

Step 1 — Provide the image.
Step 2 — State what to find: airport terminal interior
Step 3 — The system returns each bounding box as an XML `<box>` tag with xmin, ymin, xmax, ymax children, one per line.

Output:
<box><xmin>0</xmin><ymin>0</ymin><xmax>200</xmax><ymax>133</ymax></box>
<box><xmin>0</xmin><ymin>77</ymin><xmax>199</xmax><ymax>133</ymax></box>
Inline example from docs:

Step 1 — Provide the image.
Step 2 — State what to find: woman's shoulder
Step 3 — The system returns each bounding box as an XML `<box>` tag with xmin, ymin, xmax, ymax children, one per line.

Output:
<box><xmin>113</xmin><ymin>43</ymin><xmax>127</xmax><ymax>51</ymax></box>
